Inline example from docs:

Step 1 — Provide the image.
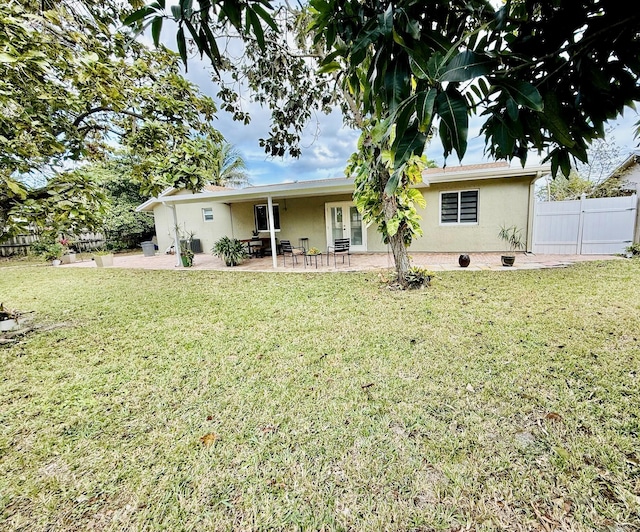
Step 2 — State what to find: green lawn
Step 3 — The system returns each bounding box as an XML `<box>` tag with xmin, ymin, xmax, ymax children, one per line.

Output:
<box><xmin>1</xmin><ymin>261</ymin><xmax>639</xmax><ymax>530</ymax></box>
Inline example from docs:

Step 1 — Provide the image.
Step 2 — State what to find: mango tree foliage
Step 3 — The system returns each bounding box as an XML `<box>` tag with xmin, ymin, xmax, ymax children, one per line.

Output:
<box><xmin>0</xmin><ymin>1</ymin><xmax>225</xmax><ymax>240</ymax></box>
<box><xmin>310</xmin><ymin>0</ymin><xmax>640</xmax><ymax>179</ymax></box>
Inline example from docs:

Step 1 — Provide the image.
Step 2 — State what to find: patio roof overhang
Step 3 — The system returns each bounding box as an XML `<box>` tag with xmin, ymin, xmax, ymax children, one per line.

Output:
<box><xmin>135</xmin><ymin>177</ymin><xmax>355</xmax><ymax>212</ymax></box>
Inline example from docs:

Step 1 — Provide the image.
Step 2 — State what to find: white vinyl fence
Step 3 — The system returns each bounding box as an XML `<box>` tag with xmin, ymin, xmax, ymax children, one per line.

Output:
<box><xmin>532</xmin><ymin>195</ymin><xmax>638</xmax><ymax>254</ymax></box>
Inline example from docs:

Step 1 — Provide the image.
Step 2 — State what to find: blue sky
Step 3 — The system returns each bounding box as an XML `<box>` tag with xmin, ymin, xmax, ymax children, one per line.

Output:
<box><xmin>183</xmin><ymin>60</ymin><xmax>639</xmax><ymax>187</ymax></box>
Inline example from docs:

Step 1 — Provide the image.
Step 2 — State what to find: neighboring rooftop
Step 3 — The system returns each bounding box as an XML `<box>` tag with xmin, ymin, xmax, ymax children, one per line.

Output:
<box><xmin>424</xmin><ymin>161</ymin><xmax>510</xmax><ymax>175</ymax></box>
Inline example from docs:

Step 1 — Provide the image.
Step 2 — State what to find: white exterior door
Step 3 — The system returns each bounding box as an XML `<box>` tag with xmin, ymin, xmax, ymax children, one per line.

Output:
<box><xmin>325</xmin><ymin>202</ymin><xmax>367</xmax><ymax>252</ymax></box>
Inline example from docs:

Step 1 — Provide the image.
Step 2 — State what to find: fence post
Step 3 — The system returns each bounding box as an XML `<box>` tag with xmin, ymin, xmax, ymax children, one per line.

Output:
<box><xmin>576</xmin><ymin>194</ymin><xmax>587</xmax><ymax>255</ymax></box>
<box><xmin>634</xmin><ymin>193</ymin><xmax>640</xmax><ymax>244</ymax></box>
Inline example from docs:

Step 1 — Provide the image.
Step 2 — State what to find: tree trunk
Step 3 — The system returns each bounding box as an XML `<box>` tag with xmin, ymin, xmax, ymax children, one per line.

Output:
<box><xmin>378</xmin><ymin>161</ymin><xmax>411</xmax><ymax>286</ymax></box>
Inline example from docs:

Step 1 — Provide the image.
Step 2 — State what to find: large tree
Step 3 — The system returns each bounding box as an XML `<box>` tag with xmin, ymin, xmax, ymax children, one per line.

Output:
<box><xmin>133</xmin><ymin>0</ymin><xmax>640</xmax><ymax>284</ymax></box>
<box><xmin>0</xmin><ymin>0</ymin><xmax>230</xmax><ymax>240</ymax></box>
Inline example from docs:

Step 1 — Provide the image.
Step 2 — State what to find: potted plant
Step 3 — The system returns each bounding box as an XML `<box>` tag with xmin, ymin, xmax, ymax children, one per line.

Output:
<box><xmin>59</xmin><ymin>238</ymin><xmax>76</xmax><ymax>264</ymax></box>
<box><xmin>93</xmin><ymin>249</ymin><xmax>114</xmax><ymax>268</ymax></box>
<box><xmin>212</xmin><ymin>236</ymin><xmax>248</xmax><ymax>267</ymax></box>
<box><xmin>251</xmin><ymin>230</ymin><xmax>260</xmax><ymax>240</ymax></box>
<box><xmin>498</xmin><ymin>225</ymin><xmax>525</xmax><ymax>266</ymax></box>
<box><xmin>32</xmin><ymin>240</ymin><xmax>64</xmax><ymax>266</ymax></box>
<box><xmin>180</xmin><ymin>245</ymin><xmax>195</xmax><ymax>267</ymax></box>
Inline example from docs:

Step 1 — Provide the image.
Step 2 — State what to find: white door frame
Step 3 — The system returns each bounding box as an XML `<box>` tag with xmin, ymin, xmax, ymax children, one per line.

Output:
<box><xmin>325</xmin><ymin>202</ymin><xmax>367</xmax><ymax>252</ymax></box>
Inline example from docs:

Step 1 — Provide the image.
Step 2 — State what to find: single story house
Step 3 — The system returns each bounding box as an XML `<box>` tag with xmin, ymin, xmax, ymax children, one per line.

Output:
<box><xmin>136</xmin><ymin>162</ymin><xmax>550</xmax><ymax>267</ymax></box>
<box><xmin>602</xmin><ymin>151</ymin><xmax>640</xmax><ymax>193</ymax></box>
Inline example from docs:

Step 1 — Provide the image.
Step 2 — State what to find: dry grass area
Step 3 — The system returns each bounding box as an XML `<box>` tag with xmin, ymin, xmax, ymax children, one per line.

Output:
<box><xmin>0</xmin><ymin>260</ymin><xmax>639</xmax><ymax>530</ymax></box>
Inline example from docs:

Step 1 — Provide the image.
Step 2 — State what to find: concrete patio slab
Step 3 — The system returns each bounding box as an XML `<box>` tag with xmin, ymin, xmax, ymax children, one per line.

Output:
<box><xmin>63</xmin><ymin>251</ymin><xmax>621</xmax><ymax>273</ymax></box>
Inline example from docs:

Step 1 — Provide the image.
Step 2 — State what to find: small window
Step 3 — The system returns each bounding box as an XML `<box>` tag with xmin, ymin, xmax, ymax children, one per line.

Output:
<box><xmin>202</xmin><ymin>208</ymin><xmax>214</xmax><ymax>222</ymax></box>
<box><xmin>440</xmin><ymin>190</ymin><xmax>478</xmax><ymax>224</ymax></box>
<box><xmin>254</xmin><ymin>204</ymin><xmax>280</xmax><ymax>232</ymax></box>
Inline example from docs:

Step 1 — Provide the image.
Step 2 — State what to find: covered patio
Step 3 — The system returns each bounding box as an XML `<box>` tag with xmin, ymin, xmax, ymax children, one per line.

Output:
<box><xmin>63</xmin><ymin>251</ymin><xmax>620</xmax><ymax>272</ymax></box>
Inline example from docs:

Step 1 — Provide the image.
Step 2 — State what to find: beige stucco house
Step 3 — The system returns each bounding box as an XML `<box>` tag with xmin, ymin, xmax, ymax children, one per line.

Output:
<box><xmin>137</xmin><ymin>162</ymin><xmax>550</xmax><ymax>265</ymax></box>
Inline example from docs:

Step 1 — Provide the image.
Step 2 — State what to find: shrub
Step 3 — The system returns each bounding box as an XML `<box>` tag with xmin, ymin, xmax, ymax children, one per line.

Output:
<box><xmin>212</xmin><ymin>237</ymin><xmax>248</xmax><ymax>267</ymax></box>
<box><xmin>625</xmin><ymin>243</ymin><xmax>640</xmax><ymax>256</ymax></box>
<box><xmin>403</xmin><ymin>267</ymin><xmax>435</xmax><ymax>289</ymax></box>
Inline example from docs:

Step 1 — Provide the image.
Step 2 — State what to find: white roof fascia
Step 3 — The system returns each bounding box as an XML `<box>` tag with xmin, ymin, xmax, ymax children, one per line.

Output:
<box><xmin>420</xmin><ymin>164</ymin><xmax>551</xmax><ymax>185</ymax></box>
<box><xmin>136</xmin><ymin>178</ymin><xmax>354</xmax><ymax>211</ymax></box>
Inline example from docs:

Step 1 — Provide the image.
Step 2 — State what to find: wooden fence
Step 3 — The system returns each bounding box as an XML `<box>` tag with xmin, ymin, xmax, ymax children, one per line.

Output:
<box><xmin>0</xmin><ymin>232</ymin><xmax>106</xmax><ymax>257</ymax></box>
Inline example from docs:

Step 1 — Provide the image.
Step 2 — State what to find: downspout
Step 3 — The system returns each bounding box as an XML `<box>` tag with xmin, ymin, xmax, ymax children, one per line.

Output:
<box><xmin>634</xmin><ymin>192</ymin><xmax>640</xmax><ymax>244</ymax></box>
<box><xmin>267</xmin><ymin>195</ymin><xmax>278</xmax><ymax>268</ymax></box>
<box><xmin>227</xmin><ymin>203</ymin><xmax>234</xmax><ymax>239</ymax></box>
<box><xmin>163</xmin><ymin>202</ymin><xmax>182</xmax><ymax>267</ymax></box>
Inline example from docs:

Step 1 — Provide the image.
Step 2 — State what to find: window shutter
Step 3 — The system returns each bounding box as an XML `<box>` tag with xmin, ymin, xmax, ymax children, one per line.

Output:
<box><xmin>459</xmin><ymin>191</ymin><xmax>478</xmax><ymax>223</ymax></box>
<box><xmin>441</xmin><ymin>192</ymin><xmax>459</xmax><ymax>223</ymax></box>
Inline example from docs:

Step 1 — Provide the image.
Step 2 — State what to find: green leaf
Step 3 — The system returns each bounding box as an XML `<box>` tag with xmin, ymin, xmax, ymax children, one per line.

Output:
<box><xmin>406</xmin><ymin>187</ymin><xmax>427</xmax><ymax>208</ymax></box>
<box><xmin>384</xmin><ymin>60</ymin><xmax>410</xmax><ymax>113</ymax></box>
<box><xmin>416</xmin><ymin>89</ymin><xmax>436</xmax><ymax>131</ymax></box>
<box><xmin>317</xmin><ymin>61</ymin><xmax>341</xmax><ymax>75</ymax></box>
<box><xmin>506</xmin><ymin>98</ymin><xmax>518</xmax><ymax>121</ymax></box>
<box><xmin>202</xmin><ymin>23</ymin><xmax>221</xmax><ymax>64</ymax></box>
<box><xmin>151</xmin><ymin>17</ymin><xmax>163</xmax><ymax>47</ymax></box>
<box><xmin>246</xmin><ymin>8</ymin><xmax>265</xmax><ymax>48</ymax></box>
<box><xmin>252</xmin><ymin>4</ymin><xmax>277</xmax><ymax>32</ymax></box>
<box><xmin>436</xmin><ymin>89</ymin><xmax>468</xmax><ymax>160</ymax></box>
<box><xmin>386</xmin><ymin>216</ymin><xmax>400</xmax><ymax>237</ymax></box>
<box><xmin>176</xmin><ymin>26</ymin><xmax>187</xmax><ymax>67</ymax></box>
<box><xmin>180</xmin><ymin>0</ymin><xmax>193</xmax><ymax>19</ymax></box>
<box><xmin>440</xmin><ymin>51</ymin><xmax>491</xmax><ymax>82</ymax></box>
<box><xmin>123</xmin><ymin>7</ymin><xmax>152</xmax><ymax>26</ymax></box>
<box><xmin>0</xmin><ymin>53</ymin><xmax>17</xmax><ymax>64</ymax></box>
<box><xmin>392</xmin><ymin>127</ymin><xmax>427</xmax><ymax>171</ymax></box>
<box><xmin>392</xmin><ymin>28</ymin><xmax>405</xmax><ymax>47</ymax></box>
<box><xmin>6</xmin><ymin>179</ymin><xmax>27</xmax><ymax>198</ymax></box>
<box><xmin>409</xmin><ymin>55</ymin><xmax>430</xmax><ymax>80</ymax></box>
<box><xmin>392</xmin><ymin>96</ymin><xmax>417</xmax><ymax>145</ymax></box>
<box><xmin>498</xmin><ymin>79</ymin><xmax>543</xmax><ymax>111</ymax></box>
<box><xmin>221</xmin><ymin>0</ymin><xmax>242</xmax><ymax>29</ymax></box>
<box><xmin>543</xmin><ymin>93</ymin><xmax>575</xmax><ymax>147</ymax></box>
<box><xmin>493</xmin><ymin>118</ymin><xmax>515</xmax><ymax>157</ymax></box>
<box><xmin>375</xmin><ymin>3</ymin><xmax>393</xmax><ymax>38</ymax></box>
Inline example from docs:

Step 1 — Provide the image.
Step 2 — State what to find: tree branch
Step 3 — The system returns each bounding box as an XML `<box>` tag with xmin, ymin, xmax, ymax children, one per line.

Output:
<box><xmin>72</xmin><ymin>107</ymin><xmax>146</xmax><ymax>128</ymax></box>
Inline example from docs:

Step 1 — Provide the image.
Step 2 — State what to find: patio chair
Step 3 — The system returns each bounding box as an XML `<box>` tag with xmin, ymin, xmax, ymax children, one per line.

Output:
<box><xmin>327</xmin><ymin>238</ymin><xmax>351</xmax><ymax>267</ymax></box>
<box><xmin>280</xmin><ymin>239</ymin><xmax>304</xmax><ymax>267</ymax></box>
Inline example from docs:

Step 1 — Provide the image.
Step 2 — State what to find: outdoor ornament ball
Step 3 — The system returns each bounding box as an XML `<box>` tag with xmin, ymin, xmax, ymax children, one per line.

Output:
<box><xmin>459</xmin><ymin>254</ymin><xmax>470</xmax><ymax>268</ymax></box>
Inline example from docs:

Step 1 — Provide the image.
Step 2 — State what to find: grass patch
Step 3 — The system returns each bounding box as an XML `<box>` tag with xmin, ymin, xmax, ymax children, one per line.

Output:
<box><xmin>1</xmin><ymin>261</ymin><xmax>639</xmax><ymax>530</ymax></box>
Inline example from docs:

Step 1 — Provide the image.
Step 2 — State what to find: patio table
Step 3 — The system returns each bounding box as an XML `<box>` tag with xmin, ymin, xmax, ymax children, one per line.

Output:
<box><xmin>304</xmin><ymin>252</ymin><xmax>323</xmax><ymax>269</ymax></box>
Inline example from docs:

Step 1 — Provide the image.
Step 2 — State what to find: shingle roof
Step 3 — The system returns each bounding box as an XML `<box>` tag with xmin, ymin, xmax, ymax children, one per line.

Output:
<box><xmin>424</xmin><ymin>162</ymin><xmax>510</xmax><ymax>174</ymax></box>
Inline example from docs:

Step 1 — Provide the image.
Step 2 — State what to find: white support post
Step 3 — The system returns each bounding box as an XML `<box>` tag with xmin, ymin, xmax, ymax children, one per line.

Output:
<box><xmin>170</xmin><ymin>203</ymin><xmax>182</xmax><ymax>267</ymax></box>
<box><xmin>267</xmin><ymin>195</ymin><xmax>278</xmax><ymax>269</ymax></box>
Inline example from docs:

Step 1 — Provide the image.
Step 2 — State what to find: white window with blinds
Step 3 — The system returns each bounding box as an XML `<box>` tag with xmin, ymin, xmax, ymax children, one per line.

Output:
<box><xmin>440</xmin><ymin>190</ymin><xmax>478</xmax><ymax>224</ymax></box>
<box><xmin>202</xmin><ymin>208</ymin><xmax>214</xmax><ymax>222</ymax></box>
